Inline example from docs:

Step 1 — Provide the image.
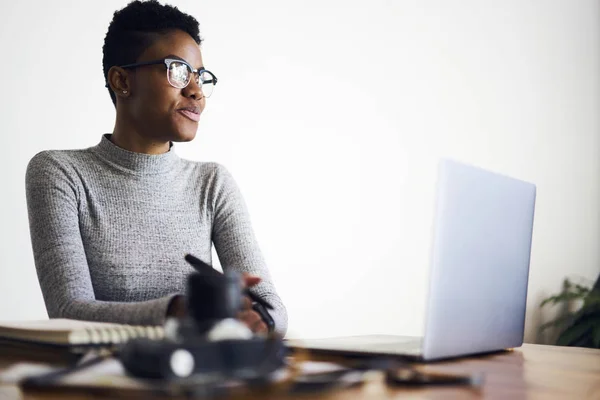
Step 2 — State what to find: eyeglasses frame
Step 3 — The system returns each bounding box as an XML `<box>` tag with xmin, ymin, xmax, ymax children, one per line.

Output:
<box><xmin>107</xmin><ymin>58</ymin><xmax>218</xmax><ymax>95</ymax></box>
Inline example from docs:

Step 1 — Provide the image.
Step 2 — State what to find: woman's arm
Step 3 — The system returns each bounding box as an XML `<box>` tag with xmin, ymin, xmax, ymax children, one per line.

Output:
<box><xmin>210</xmin><ymin>164</ymin><xmax>288</xmax><ymax>336</ymax></box>
<box><xmin>25</xmin><ymin>151</ymin><xmax>177</xmax><ymax>325</ymax></box>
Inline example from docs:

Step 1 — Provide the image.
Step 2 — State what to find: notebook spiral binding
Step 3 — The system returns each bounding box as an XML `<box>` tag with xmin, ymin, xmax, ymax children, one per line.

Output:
<box><xmin>70</xmin><ymin>325</ymin><xmax>165</xmax><ymax>346</ymax></box>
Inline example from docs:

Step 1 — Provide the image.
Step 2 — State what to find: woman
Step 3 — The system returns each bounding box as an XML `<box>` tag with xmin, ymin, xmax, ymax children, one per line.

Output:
<box><xmin>25</xmin><ymin>0</ymin><xmax>287</xmax><ymax>336</ymax></box>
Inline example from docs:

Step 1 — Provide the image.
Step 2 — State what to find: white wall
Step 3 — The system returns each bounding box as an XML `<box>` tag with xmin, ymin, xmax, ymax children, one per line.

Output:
<box><xmin>1</xmin><ymin>0</ymin><xmax>598</xmax><ymax>344</ymax></box>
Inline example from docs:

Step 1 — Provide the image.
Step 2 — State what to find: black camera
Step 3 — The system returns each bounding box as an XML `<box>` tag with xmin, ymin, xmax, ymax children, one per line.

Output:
<box><xmin>119</xmin><ymin>256</ymin><xmax>286</xmax><ymax>381</ymax></box>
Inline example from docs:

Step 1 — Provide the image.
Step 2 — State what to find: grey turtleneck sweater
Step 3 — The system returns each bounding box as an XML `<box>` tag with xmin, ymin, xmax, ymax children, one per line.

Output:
<box><xmin>25</xmin><ymin>134</ymin><xmax>287</xmax><ymax>336</ymax></box>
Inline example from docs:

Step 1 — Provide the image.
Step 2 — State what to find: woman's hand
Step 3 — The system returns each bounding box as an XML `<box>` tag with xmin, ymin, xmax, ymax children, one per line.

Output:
<box><xmin>166</xmin><ymin>274</ymin><xmax>268</xmax><ymax>334</ymax></box>
<box><xmin>238</xmin><ymin>274</ymin><xmax>268</xmax><ymax>334</ymax></box>
<box><xmin>166</xmin><ymin>294</ymin><xmax>187</xmax><ymax>318</ymax></box>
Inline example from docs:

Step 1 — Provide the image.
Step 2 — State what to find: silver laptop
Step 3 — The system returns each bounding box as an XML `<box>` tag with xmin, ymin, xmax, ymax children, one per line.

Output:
<box><xmin>290</xmin><ymin>159</ymin><xmax>536</xmax><ymax>361</ymax></box>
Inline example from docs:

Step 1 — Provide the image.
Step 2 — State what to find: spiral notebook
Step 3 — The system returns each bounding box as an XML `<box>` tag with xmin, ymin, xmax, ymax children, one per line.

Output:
<box><xmin>0</xmin><ymin>319</ymin><xmax>164</xmax><ymax>347</ymax></box>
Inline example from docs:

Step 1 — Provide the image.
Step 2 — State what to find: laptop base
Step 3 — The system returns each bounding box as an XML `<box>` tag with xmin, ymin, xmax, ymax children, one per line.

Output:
<box><xmin>288</xmin><ymin>335</ymin><xmax>424</xmax><ymax>359</ymax></box>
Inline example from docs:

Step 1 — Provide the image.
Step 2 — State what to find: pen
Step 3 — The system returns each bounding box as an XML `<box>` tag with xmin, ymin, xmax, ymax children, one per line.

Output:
<box><xmin>184</xmin><ymin>254</ymin><xmax>274</xmax><ymax>310</ymax></box>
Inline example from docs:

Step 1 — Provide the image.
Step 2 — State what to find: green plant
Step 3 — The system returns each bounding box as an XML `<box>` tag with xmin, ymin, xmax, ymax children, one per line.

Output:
<box><xmin>540</xmin><ymin>275</ymin><xmax>600</xmax><ymax>348</ymax></box>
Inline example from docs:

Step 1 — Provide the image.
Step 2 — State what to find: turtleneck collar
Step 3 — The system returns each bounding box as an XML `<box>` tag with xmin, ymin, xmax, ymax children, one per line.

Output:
<box><xmin>91</xmin><ymin>134</ymin><xmax>179</xmax><ymax>175</ymax></box>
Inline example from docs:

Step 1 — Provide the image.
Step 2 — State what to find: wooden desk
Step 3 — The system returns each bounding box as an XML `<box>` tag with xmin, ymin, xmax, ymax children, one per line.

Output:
<box><xmin>0</xmin><ymin>343</ymin><xmax>598</xmax><ymax>399</ymax></box>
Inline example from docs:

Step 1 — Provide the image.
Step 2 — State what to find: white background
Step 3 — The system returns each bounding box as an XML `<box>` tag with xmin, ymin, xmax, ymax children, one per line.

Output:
<box><xmin>0</xmin><ymin>0</ymin><xmax>598</xmax><ymax>343</ymax></box>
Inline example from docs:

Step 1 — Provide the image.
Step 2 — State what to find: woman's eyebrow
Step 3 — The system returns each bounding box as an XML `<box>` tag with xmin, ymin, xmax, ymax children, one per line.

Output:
<box><xmin>165</xmin><ymin>54</ymin><xmax>185</xmax><ymax>61</ymax></box>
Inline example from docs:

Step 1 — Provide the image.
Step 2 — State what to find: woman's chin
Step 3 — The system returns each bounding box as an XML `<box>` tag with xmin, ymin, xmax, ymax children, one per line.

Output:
<box><xmin>171</xmin><ymin>112</ymin><xmax>200</xmax><ymax>142</ymax></box>
<box><xmin>171</xmin><ymin>129</ymin><xmax>198</xmax><ymax>143</ymax></box>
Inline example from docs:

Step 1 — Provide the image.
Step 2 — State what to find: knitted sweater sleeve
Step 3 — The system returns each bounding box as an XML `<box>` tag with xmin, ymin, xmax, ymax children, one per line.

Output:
<box><xmin>25</xmin><ymin>151</ymin><xmax>176</xmax><ymax>325</ymax></box>
<box><xmin>210</xmin><ymin>164</ymin><xmax>288</xmax><ymax>336</ymax></box>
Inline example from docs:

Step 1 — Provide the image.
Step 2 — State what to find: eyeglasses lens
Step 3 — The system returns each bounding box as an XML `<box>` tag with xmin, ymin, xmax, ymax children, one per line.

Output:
<box><xmin>168</xmin><ymin>62</ymin><xmax>190</xmax><ymax>89</ymax></box>
<box><xmin>167</xmin><ymin>61</ymin><xmax>215</xmax><ymax>97</ymax></box>
<box><xmin>199</xmin><ymin>71</ymin><xmax>215</xmax><ymax>98</ymax></box>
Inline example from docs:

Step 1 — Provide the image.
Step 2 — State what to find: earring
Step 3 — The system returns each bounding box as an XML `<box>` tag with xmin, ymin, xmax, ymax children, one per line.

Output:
<box><xmin>122</xmin><ymin>90</ymin><xmax>128</xmax><ymax>94</ymax></box>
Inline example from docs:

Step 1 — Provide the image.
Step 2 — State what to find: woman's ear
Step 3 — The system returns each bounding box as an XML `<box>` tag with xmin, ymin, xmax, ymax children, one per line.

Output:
<box><xmin>107</xmin><ymin>66</ymin><xmax>131</xmax><ymax>99</ymax></box>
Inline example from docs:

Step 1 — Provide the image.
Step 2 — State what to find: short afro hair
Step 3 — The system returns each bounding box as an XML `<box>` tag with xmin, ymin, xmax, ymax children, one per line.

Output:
<box><xmin>102</xmin><ymin>0</ymin><xmax>202</xmax><ymax>105</ymax></box>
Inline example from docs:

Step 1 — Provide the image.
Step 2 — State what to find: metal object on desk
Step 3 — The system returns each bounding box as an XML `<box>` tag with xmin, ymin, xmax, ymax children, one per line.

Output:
<box><xmin>119</xmin><ymin>336</ymin><xmax>287</xmax><ymax>380</ymax></box>
<box><xmin>385</xmin><ymin>365</ymin><xmax>485</xmax><ymax>387</ymax></box>
<box><xmin>119</xmin><ymin>258</ymin><xmax>286</xmax><ymax>382</ymax></box>
<box><xmin>186</xmin><ymin>269</ymin><xmax>245</xmax><ymax>336</ymax></box>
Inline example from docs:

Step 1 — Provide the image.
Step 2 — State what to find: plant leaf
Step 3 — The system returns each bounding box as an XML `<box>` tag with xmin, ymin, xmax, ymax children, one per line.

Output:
<box><xmin>541</xmin><ymin>291</ymin><xmax>588</xmax><ymax>307</ymax></box>
<box><xmin>556</xmin><ymin>316</ymin><xmax>600</xmax><ymax>346</ymax></box>
<box><xmin>574</xmin><ymin>284</ymin><xmax>590</xmax><ymax>294</ymax></box>
<box><xmin>582</xmin><ymin>291</ymin><xmax>600</xmax><ymax>307</ymax></box>
<box><xmin>540</xmin><ymin>307</ymin><xmax>600</xmax><ymax>333</ymax></box>
<box><xmin>539</xmin><ymin>313</ymin><xmax>577</xmax><ymax>331</ymax></box>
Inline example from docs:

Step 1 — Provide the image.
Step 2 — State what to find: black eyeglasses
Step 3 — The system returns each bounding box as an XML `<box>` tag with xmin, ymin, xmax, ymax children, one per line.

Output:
<box><xmin>116</xmin><ymin>58</ymin><xmax>218</xmax><ymax>98</ymax></box>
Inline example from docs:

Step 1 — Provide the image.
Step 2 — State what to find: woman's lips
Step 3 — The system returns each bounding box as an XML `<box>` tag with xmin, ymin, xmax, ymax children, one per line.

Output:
<box><xmin>178</xmin><ymin>109</ymin><xmax>200</xmax><ymax>122</ymax></box>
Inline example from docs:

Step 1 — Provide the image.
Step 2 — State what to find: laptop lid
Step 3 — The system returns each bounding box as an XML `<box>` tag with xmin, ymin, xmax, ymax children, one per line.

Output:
<box><xmin>421</xmin><ymin>159</ymin><xmax>536</xmax><ymax>360</ymax></box>
<box><xmin>288</xmin><ymin>159</ymin><xmax>536</xmax><ymax>361</ymax></box>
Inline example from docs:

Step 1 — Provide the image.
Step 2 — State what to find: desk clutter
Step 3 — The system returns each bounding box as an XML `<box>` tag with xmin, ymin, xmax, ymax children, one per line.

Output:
<box><xmin>0</xmin><ymin>254</ymin><xmax>483</xmax><ymax>397</ymax></box>
<box><xmin>0</xmin><ymin>346</ymin><xmax>483</xmax><ymax>398</ymax></box>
